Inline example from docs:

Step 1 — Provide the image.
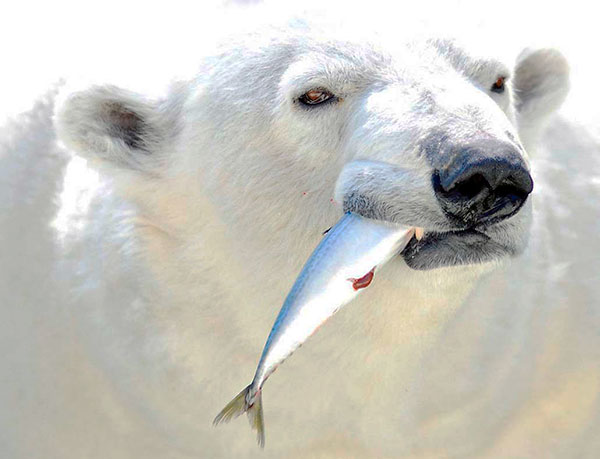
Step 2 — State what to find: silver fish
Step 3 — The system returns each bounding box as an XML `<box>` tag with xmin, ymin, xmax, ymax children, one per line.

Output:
<box><xmin>213</xmin><ymin>212</ymin><xmax>414</xmax><ymax>446</ymax></box>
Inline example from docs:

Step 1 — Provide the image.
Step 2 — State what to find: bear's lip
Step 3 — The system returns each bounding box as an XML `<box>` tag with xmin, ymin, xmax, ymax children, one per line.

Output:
<box><xmin>399</xmin><ymin>226</ymin><xmax>510</xmax><ymax>270</ymax></box>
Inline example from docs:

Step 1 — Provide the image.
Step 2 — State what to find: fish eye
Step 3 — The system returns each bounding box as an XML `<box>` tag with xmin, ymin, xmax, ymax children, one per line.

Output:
<box><xmin>298</xmin><ymin>88</ymin><xmax>335</xmax><ymax>106</ymax></box>
<box><xmin>491</xmin><ymin>76</ymin><xmax>506</xmax><ymax>94</ymax></box>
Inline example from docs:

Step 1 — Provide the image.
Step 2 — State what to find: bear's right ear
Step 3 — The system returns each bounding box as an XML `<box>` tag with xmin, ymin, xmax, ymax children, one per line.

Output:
<box><xmin>512</xmin><ymin>48</ymin><xmax>570</xmax><ymax>148</ymax></box>
<box><xmin>55</xmin><ymin>84</ymin><xmax>174</xmax><ymax>172</ymax></box>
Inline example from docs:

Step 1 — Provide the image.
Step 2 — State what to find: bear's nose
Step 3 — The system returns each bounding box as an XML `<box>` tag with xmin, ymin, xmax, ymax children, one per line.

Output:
<box><xmin>432</xmin><ymin>141</ymin><xmax>533</xmax><ymax>226</ymax></box>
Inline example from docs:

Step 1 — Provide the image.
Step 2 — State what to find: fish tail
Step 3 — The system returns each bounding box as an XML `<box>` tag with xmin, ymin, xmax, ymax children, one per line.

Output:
<box><xmin>213</xmin><ymin>385</ymin><xmax>265</xmax><ymax>448</ymax></box>
<box><xmin>247</xmin><ymin>391</ymin><xmax>265</xmax><ymax>447</ymax></box>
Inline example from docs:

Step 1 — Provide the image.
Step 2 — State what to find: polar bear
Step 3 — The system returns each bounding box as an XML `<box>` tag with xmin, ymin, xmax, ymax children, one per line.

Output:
<box><xmin>4</xmin><ymin>15</ymin><xmax>597</xmax><ymax>459</ymax></box>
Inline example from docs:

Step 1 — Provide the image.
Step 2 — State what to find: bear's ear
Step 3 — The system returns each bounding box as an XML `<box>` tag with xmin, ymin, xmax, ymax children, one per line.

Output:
<box><xmin>512</xmin><ymin>48</ymin><xmax>570</xmax><ymax>143</ymax></box>
<box><xmin>55</xmin><ymin>84</ymin><xmax>174</xmax><ymax>172</ymax></box>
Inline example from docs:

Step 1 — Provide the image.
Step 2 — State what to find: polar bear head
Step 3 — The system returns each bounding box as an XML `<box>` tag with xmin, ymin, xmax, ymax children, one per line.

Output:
<box><xmin>55</xmin><ymin>24</ymin><xmax>569</xmax><ymax>280</ymax></box>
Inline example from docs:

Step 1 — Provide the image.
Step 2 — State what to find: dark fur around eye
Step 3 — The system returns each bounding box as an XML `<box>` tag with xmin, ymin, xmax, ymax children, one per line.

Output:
<box><xmin>491</xmin><ymin>77</ymin><xmax>506</xmax><ymax>94</ymax></box>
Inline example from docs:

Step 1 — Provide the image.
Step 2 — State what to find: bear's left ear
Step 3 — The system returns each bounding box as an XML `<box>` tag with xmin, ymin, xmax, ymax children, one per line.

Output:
<box><xmin>512</xmin><ymin>48</ymin><xmax>570</xmax><ymax>145</ymax></box>
<box><xmin>55</xmin><ymin>84</ymin><xmax>176</xmax><ymax>173</ymax></box>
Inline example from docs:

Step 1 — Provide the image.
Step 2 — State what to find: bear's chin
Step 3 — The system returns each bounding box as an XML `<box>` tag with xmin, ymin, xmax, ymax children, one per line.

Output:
<box><xmin>400</xmin><ymin>228</ymin><xmax>513</xmax><ymax>270</ymax></box>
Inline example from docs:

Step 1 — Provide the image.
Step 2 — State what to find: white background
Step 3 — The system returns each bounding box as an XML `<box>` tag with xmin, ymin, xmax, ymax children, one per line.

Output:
<box><xmin>1</xmin><ymin>0</ymin><xmax>599</xmax><ymax>132</ymax></box>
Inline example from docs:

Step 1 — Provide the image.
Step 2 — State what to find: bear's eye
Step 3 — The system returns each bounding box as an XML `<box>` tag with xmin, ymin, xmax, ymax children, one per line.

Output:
<box><xmin>298</xmin><ymin>88</ymin><xmax>335</xmax><ymax>106</ymax></box>
<box><xmin>491</xmin><ymin>76</ymin><xmax>506</xmax><ymax>94</ymax></box>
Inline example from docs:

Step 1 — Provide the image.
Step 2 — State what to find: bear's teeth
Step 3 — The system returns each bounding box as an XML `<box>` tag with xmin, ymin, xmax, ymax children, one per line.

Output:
<box><xmin>414</xmin><ymin>227</ymin><xmax>425</xmax><ymax>241</ymax></box>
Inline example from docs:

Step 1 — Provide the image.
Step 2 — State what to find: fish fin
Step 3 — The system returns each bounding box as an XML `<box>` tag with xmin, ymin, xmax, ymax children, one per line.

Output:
<box><xmin>213</xmin><ymin>385</ymin><xmax>266</xmax><ymax>448</ymax></box>
<box><xmin>213</xmin><ymin>386</ymin><xmax>249</xmax><ymax>425</ymax></box>
<box><xmin>247</xmin><ymin>391</ymin><xmax>265</xmax><ymax>448</ymax></box>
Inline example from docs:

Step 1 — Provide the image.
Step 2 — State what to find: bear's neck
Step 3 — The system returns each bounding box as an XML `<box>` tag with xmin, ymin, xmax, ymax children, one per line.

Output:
<box><xmin>130</xmin><ymin>194</ymin><xmax>488</xmax><ymax>355</ymax></box>
<box><xmin>104</xmin><ymin>168</ymin><xmax>490</xmax><ymax>358</ymax></box>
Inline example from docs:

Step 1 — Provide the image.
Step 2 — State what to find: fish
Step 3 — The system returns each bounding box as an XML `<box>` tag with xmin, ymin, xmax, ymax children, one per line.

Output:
<box><xmin>213</xmin><ymin>212</ymin><xmax>415</xmax><ymax>447</ymax></box>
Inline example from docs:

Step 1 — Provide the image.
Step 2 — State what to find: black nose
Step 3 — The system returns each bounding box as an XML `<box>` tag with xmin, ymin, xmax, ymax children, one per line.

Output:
<box><xmin>432</xmin><ymin>141</ymin><xmax>533</xmax><ymax>226</ymax></box>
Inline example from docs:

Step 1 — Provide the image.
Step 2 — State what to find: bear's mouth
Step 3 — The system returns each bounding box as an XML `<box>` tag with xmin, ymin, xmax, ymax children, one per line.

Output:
<box><xmin>400</xmin><ymin>226</ymin><xmax>511</xmax><ymax>270</ymax></box>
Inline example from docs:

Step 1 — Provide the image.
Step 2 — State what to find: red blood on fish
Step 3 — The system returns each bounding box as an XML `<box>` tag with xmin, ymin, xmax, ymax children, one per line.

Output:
<box><xmin>348</xmin><ymin>267</ymin><xmax>375</xmax><ymax>291</ymax></box>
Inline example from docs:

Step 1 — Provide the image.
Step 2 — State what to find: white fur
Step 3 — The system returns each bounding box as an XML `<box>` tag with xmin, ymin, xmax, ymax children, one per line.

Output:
<box><xmin>3</xmin><ymin>16</ymin><xmax>597</xmax><ymax>459</ymax></box>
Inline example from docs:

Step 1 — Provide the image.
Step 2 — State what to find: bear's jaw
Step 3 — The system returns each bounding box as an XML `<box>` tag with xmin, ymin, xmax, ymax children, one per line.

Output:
<box><xmin>400</xmin><ymin>227</ymin><xmax>509</xmax><ymax>270</ymax></box>
<box><xmin>397</xmin><ymin>196</ymin><xmax>531</xmax><ymax>270</ymax></box>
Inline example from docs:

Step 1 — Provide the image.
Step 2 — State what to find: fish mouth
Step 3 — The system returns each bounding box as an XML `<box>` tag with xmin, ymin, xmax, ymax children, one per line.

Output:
<box><xmin>400</xmin><ymin>226</ymin><xmax>512</xmax><ymax>271</ymax></box>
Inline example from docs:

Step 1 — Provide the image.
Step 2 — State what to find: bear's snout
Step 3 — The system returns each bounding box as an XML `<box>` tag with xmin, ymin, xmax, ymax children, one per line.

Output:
<box><xmin>432</xmin><ymin>139</ymin><xmax>533</xmax><ymax>227</ymax></box>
